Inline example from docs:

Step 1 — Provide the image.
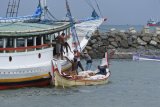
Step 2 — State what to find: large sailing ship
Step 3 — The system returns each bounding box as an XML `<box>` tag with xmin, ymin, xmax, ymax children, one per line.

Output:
<box><xmin>0</xmin><ymin>0</ymin><xmax>106</xmax><ymax>90</ymax></box>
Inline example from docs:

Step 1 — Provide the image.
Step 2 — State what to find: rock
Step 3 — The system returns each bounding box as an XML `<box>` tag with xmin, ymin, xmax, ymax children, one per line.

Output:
<box><xmin>128</xmin><ymin>37</ymin><xmax>133</xmax><ymax>46</ymax></box>
<box><xmin>89</xmin><ymin>51</ymin><xmax>97</xmax><ymax>59</ymax></box>
<box><xmin>97</xmin><ymin>41</ymin><xmax>103</xmax><ymax>46</ymax></box>
<box><xmin>157</xmin><ymin>34</ymin><xmax>160</xmax><ymax>40</ymax></box>
<box><xmin>101</xmin><ymin>35</ymin><xmax>108</xmax><ymax>40</ymax></box>
<box><xmin>132</xmin><ymin>39</ymin><xmax>137</xmax><ymax>44</ymax></box>
<box><xmin>96</xmin><ymin>37</ymin><xmax>102</xmax><ymax>41</ymax></box>
<box><xmin>120</xmin><ymin>40</ymin><xmax>129</xmax><ymax>48</ymax></box>
<box><xmin>152</xmin><ymin>37</ymin><xmax>160</xmax><ymax>43</ymax></box>
<box><xmin>142</xmin><ymin>36</ymin><xmax>152</xmax><ymax>42</ymax></box>
<box><xmin>153</xmin><ymin>33</ymin><xmax>157</xmax><ymax>37</ymax></box>
<box><xmin>91</xmin><ymin>35</ymin><xmax>97</xmax><ymax>39</ymax></box>
<box><xmin>98</xmin><ymin>46</ymin><xmax>106</xmax><ymax>52</ymax></box>
<box><xmin>157</xmin><ymin>44</ymin><xmax>160</xmax><ymax>49</ymax></box>
<box><xmin>156</xmin><ymin>27</ymin><xmax>160</xmax><ymax>34</ymax></box>
<box><xmin>108</xmin><ymin>37</ymin><xmax>115</xmax><ymax>42</ymax></box>
<box><xmin>137</xmin><ymin>37</ymin><xmax>147</xmax><ymax>45</ymax></box>
<box><xmin>108</xmin><ymin>32</ymin><xmax>116</xmax><ymax>37</ymax></box>
<box><xmin>90</xmin><ymin>39</ymin><xmax>97</xmax><ymax>44</ymax></box>
<box><xmin>131</xmin><ymin>44</ymin><xmax>138</xmax><ymax>48</ymax></box>
<box><xmin>102</xmin><ymin>40</ymin><xmax>109</xmax><ymax>46</ymax></box>
<box><xmin>120</xmin><ymin>33</ymin><xmax>128</xmax><ymax>40</ymax></box>
<box><xmin>141</xmin><ymin>26</ymin><xmax>150</xmax><ymax>34</ymax></box>
<box><xmin>150</xmin><ymin>40</ymin><xmax>157</xmax><ymax>46</ymax></box>
<box><xmin>108</xmin><ymin>45</ymin><xmax>115</xmax><ymax>49</ymax></box>
<box><xmin>132</xmin><ymin>34</ymin><xmax>138</xmax><ymax>39</ymax></box>
<box><xmin>110</xmin><ymin>42</ymin><xmax>118</xmax><ymax>48</ymax></box>
<box><xmin>92</xmin><ymin>44</ymin><xmax>99</xmax><ymax>49</ymax></box>
<box><xmin>88</xmin><ymin>30</ymin><xmax>160</xmax><ymax>59</ymax></box>
<box><xmin>88</xmin><ymin>50</ymin><xmax>94</xmax><ymax>55</ymax></box>
<box><xmin>85</xmin><ymin>46</ymin><xmax>92</xmax><ymax>50</ymax></box>
<box><xmin>128</xmin><ymin>27</ymin><xmax>137</xmax><ymax>34</ymax></box>
<box><xmin>94</xmin><ymin>30</ymin><xmax>100</xmax><ymax>36</ymax></box>
<box><xmin>115</xmin><ymin>36</ymin><xmax>122</xmax><ymax>42</ymax></box>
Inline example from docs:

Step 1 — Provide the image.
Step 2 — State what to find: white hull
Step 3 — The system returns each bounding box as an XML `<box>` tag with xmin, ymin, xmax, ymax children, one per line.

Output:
<box><xmin>0</xmin><ymin>48</ymin><xmax>53</xmax><ymax>68</ymax></box>
<box><xmin>133</xmin><ymin>54</ymin><xmax>160</xmax><ymax>62</ymax></box>
<box><xmin>0</xmin><ymin>48</ymin><xmax>54</xmax><ymax>80</ymax></box>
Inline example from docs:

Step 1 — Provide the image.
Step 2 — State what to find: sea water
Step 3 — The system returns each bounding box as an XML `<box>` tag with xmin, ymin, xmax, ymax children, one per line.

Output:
<box><xmin>99</xmin><ymin>24</ymin><xmax>157</xmax><ymax>33</ymax></box>
<box><xmin>0</xmin><ymin>59</ymin><xmax>160</xmax><ymax>107</ymax></box>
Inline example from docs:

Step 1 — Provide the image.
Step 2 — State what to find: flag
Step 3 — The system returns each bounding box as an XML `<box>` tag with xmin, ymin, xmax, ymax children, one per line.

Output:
<box><xmin>105</xmin><ymin>52</ymin><xmax>109</xmax><ymax>66</ymax></box>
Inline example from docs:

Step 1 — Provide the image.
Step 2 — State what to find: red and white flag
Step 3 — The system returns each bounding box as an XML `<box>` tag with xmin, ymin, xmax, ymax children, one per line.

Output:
<box><xmin>105</xmin><ymin>52</ymin><xmax>109</xmax><ymax>66</ymax></box>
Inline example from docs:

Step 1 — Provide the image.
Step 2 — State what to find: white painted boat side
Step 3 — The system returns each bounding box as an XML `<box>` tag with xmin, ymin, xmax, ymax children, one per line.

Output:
<box><xmin>0</xmin><ymin>48</ymin><xmax>53</xmax><ymax>68</ymax></box>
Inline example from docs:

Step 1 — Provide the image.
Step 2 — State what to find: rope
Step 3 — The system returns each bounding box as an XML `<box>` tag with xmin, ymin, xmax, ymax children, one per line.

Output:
<box><xmin>45</xmin><ymin>7</ymin><xmax>58</xmax><ymax>21</ymax></box>
<box><xmin>84</xmin><ymin>0</ymin><xmax>94</xmax><ymax>10</ymax></box>
<box><xmin>16</xmin><ymin>0</ymin><xmax>21</xmax><ymax>17</ymax></box>
<box><xmin>94</xmin><ymin>0</ymin><xmax>103</xmax><ymax>17</ymax></box>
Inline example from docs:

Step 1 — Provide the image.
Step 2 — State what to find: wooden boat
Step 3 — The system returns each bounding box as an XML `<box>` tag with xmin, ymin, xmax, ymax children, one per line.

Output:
<box><xmin>0</xmin><ymin>0</ymin><xmax>73</xmax><ymax>90</ymax></box>
<box><xmin>54</xmin><ymin>68</ymin><xmax>110</xmax><ymax>87</ymax></box>
<box><xmin>0</xmin><ymin>0</ymin><xmax>106</xmax><ymax>90</ymax></box>
<box><xmin>0</xmin><ymin>21</ymin><xmax>72</xmax><ymax>90</ymax></box>
<box><xmin>53</xmin><ymin>52</ymin><xmax>111</xmax><ymax>87</ymax></box>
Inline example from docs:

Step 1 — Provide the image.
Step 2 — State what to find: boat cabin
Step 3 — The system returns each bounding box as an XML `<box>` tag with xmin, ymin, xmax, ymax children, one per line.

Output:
<box><xmin>0</xmin><ymin>21</ymin><xmax>71</xmax><ymax>68</ymax></box>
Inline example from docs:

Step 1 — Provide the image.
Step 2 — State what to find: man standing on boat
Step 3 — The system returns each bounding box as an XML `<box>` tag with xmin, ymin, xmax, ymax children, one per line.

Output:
<box><xmin>73</xmin><ymin>49</ymin><xmax>84</xmax><ymax>71</ymax></box>
<box><xmin>63</xmin><ymin>33</ymin><xmax>72</xmax><ymax>55</ymax></box>
<box><xmin>56</xmin><ymin>32</ymin><xmax>70</xmax><ymax>59</ymax></box>
<box><xmin>82</xmin><ymin>51</ymin><xmax>92</xmax><ymax>71</ymax></box>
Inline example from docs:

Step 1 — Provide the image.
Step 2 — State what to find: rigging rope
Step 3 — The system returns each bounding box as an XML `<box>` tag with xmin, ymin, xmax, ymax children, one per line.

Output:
<box><xmin>45</xmin><ymin>7</ymin><xmax>58</xmax><ymax>21</ymax></box>
<box><xmin>84</xmin><ymin>0</ymin><xmax>94</xmax><ymax>10</ymax></box>
<box><xmin>84</xmin><ymin>0</ymin><xmax>102</xmax><ymax>18</ymax></box>
<box><xmin>94</xmin><ymin>0</ymin><xmax>103</xmax><ymax>17</ymax></box>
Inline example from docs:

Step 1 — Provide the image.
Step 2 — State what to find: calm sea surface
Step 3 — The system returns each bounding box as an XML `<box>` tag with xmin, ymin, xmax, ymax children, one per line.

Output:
<box><xmin>0</xmin><ymin>59</ymin><xmax>160</xmax><ymax>107</ymax></box>
<box><xmin>99</xmin><ymin>24</ymin><xmax>156</xmax><ymax>33</ymax></box>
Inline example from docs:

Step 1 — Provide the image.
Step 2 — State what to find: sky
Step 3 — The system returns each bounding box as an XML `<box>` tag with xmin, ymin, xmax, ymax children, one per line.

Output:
<box><xmin>0</xmin><ymin>0</ymin><xmax>160</xmax><ymax>25</ymax></box>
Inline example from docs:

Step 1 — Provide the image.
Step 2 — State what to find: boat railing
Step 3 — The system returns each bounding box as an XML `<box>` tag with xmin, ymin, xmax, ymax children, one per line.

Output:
<box><xmin>0</xmin><ymin>43</ymin><xmax>51</xmax><ymax>53</ymax></box>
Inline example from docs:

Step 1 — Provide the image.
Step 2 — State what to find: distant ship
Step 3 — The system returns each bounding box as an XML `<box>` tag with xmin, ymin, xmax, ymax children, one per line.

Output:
<box><xmin>147</xmin><ymin>19</ymin><xmax>160</xmax><ymax>26</ymax></box>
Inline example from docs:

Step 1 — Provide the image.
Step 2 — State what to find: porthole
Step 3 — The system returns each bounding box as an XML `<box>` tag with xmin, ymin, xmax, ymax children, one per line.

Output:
<box><xmin>9</xmin><ymin>56</ymin><xmax>12</xmax><ymax>62</ymax></box>
<box><xmin>38</xmin><ymin>53</ymin><xmax>41</xmax><ymax>58</ymax></box>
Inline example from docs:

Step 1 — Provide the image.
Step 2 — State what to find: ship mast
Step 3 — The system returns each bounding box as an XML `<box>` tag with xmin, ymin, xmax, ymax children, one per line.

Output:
<box><xmin>6</xmin><ymin>0</ymin><xmax>21</xmax><ymax>17</ymax></box>
<box><xmin>40</xmin><ymin>0</ymin><xmax>47</xmax><ymax>19</ymax></box>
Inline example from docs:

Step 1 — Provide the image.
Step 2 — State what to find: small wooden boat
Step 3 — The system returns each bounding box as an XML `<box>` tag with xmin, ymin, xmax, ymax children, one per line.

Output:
<box><xmin>54</xmin><ymin>69</ymin><xmax>110</xmax><ymax>87</ymax></box>
<box><xmin>52</xmin><ymin>52</ymin><xmax>111</xmax><ymax>87</ymax></box>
